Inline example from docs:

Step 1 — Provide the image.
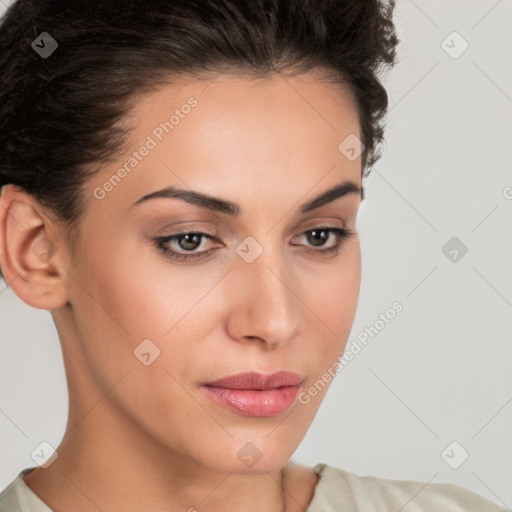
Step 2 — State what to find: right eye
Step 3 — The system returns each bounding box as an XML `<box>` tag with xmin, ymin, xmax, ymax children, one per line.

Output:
<box><xmin>153</xmin><ymin>231</ymin><xmax>220</xmax><ymax>262</ymax></box>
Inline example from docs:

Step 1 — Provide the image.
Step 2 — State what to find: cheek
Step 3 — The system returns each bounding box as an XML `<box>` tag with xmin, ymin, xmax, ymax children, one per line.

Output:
<box><xmin>74</xmin><ymin>225</ymin><xmax>222</xmax><ymax>339</ymax></box>
<box><xmin>297</xmin><ymin>243</ymin><xmax>361</xmax><ymax>376</ymax></box>
<box><xmin>303</xmin><ymin>241</ymin><xmax>361</xmax><ymax>332</ymax></box>
<box><xmin>69</xmin><ymin>250</ymin><xmax>233</xmax><ymax>411</ymax></box>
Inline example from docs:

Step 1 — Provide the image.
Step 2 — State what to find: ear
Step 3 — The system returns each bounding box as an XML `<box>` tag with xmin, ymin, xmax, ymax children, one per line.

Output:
<box><xmin>0</xmin><ymin>184</ymin><xmax>69</xmax><ymax>310</ymax></box>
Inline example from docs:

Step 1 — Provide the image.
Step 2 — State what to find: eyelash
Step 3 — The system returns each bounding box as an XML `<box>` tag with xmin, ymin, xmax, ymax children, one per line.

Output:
<box><xmin>153</xmin><ymin>225</ymin><xmax>356</xmax><ymax>262</ymax></box>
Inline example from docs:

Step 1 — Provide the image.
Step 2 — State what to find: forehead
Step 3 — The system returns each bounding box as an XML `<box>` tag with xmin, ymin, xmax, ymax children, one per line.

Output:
<box><xmin>131</xmin><ymin>70</ymin><xmax>359</xmax><ymax>136</ymax></box>
<box><xmin>86</xmin><ymin>71</ymin><xmax>362</xmax><ymax>216</ymax></box>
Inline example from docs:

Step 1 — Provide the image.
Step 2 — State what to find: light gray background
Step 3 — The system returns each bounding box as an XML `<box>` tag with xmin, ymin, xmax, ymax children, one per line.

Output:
<box><xmin>1</xmin><ymin>0</ymin><xmax>511</xmax><ymax>507</ymax></box>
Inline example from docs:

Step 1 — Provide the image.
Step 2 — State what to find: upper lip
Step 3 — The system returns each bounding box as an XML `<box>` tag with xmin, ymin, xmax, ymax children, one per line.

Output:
<box><xmin>203</xmin><ymin>371</ymin><xmax>303</xmax><ymax>390</ymax></box>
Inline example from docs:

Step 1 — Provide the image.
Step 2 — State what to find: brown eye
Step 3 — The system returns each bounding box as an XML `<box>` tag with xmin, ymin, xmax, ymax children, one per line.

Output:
<box><xmin>306</xmin><ymin>229</ymin><xmax>331</xmax><ymax>247</ymax></box>
<box><xmin>176</xmin><ymin>233</ymin><xmax>203</xmax><ymax>251</ymax></box>
<box><xmin>290</xmin><ymin>226</ymin><xmax>356</xmax><ymax>258</ymax></box>
<box><xmin>153</xmin><ymin>231</ymin><xmax>218</xmax><ymax>262</ymax></box>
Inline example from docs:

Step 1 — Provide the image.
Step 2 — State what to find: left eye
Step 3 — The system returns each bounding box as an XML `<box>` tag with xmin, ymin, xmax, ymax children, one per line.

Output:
<box><xmin>292</xmin><ymin>227</ymin><xmax>347</xmax><ymax>249</ymax></box>
<box><xmin>153</xmin><ymin>226</ymin><xmax>355</xmax><ymax>262</ymax></box>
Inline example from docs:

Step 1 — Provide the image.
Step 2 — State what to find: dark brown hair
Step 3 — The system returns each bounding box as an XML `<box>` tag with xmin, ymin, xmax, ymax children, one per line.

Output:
<box><xmin>0</xmin><ymin>0</ymin><xmax>399</xmax><ymax>279</ymax></box>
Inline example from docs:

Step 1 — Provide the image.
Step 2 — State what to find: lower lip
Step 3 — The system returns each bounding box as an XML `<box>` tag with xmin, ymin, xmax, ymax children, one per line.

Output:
<box><xmin>201</xmin><ymin>385</ymin><xmax>300</xmax><ymax>417</ymax></box>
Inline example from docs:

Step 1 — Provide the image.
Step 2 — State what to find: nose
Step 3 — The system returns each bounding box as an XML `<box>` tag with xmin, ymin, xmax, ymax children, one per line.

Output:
<box><xmin>225</xmin><ymin>244</ymin><xmax>302</xmax><ymax>348</ymax></box>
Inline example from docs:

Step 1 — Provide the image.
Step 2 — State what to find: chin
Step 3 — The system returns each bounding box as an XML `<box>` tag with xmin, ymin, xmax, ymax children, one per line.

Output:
<box><xmin>188</xmin><ymin>428</ymin><xmax>306</xmax><ymax>475</ymax></box>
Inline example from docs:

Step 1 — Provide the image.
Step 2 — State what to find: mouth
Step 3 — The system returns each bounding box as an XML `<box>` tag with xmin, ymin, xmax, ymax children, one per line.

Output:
<box><xmin>200</xmin><ymin>371</ymin><xmax>304</xmax><ymax>417</ymax></box>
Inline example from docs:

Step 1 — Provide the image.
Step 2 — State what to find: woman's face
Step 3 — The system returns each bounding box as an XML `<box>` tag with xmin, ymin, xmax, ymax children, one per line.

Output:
<box><xmin>56</xmin><ymin>71</ymin><xmax>362</xmax><ymax>473</ymax></box>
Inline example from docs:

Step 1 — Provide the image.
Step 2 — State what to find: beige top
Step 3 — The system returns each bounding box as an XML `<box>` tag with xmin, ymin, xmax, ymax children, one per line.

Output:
<box><xmin>0</xmin><ymin>463</ymin><xmax>505</xmax><ymax>511</ymax></box>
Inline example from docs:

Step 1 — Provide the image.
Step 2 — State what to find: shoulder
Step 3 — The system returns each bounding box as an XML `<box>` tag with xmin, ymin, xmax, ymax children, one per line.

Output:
<box><xmin>0</xmin><ymin>468</ymin><xmax>53</xmax><ymax>512</ymax></box>
<box><xmin>308</xmin><ymin>463</ymin><xmax>505</xmax><ymax>512</ymax></box>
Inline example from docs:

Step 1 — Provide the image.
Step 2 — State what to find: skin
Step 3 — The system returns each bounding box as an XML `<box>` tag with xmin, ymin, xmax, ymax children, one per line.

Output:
<box><xmin>0</xmin><ymin>70</ymin><xmax>363</xmax><ymax>512</ymax></box>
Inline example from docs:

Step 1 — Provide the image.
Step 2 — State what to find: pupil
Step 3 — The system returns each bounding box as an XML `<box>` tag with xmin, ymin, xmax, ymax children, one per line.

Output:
<box><xmin>308</xmin><ymin>230</ymin><xmax>328</xmax><ymax>246</ymax></box>
<box><xmin>179</xmin><ymin>233</ymin><xmax>201</xmax><ymax>250</ymax></box>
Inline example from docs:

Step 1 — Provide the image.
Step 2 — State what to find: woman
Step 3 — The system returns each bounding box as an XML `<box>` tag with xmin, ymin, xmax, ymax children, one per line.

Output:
<box><xmin>0</xmin><ymin>0</ymin><xmax>505</xmax><ymax>511</ymax></box>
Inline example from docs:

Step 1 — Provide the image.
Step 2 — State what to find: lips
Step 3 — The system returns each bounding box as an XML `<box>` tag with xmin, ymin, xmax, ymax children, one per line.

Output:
<box><xmin>201</xmin><ymin>371</ymin><xmax>304</xmax><ymax>417</ymax></box>
<box><xmin>204</xmin><ymin>371</ymin><xmax>303</xmax><ymax>390</ymax></box>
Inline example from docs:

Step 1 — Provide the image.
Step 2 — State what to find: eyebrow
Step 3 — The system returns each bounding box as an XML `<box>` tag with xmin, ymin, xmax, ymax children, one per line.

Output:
<box><xmin>132</xmin><ymin>180</ymin><xmax>361</xmax><ymax>215</ymax></box>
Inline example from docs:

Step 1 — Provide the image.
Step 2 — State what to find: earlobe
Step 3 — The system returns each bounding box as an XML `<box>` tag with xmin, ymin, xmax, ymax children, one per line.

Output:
<box><xmin>0</xmin><ymin>185</ymin><xmax>69</xmax><ymax>310</ymax></box>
